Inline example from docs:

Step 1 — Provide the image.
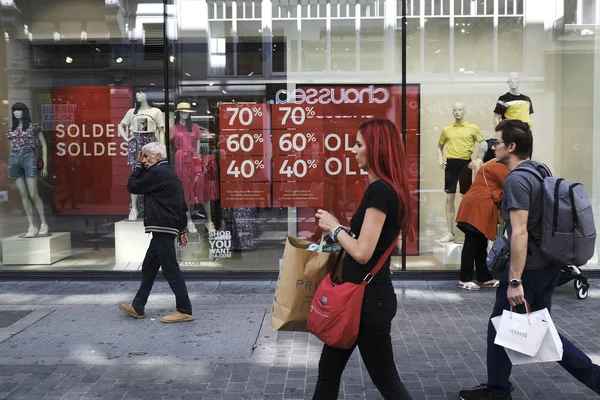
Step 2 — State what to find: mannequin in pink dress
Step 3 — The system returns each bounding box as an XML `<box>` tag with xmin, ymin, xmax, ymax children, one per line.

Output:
<box><xmin>170</xmin><ymin>103</ymin><xmax>217</xmax><ymax>233</ymax></box>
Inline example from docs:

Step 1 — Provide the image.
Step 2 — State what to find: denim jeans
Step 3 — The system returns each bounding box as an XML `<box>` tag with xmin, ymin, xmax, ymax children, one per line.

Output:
<box><xmin>313</xmin><ymin>294</ymin><xmax>412</xmax><ymax>400</ymax></box>
<box><xmin>132</xmin><ymin>232</ymin><xmax>192</xmax><ymax>315</ymax></box>
<box><xmin>8</xmin><ymin>150</ymin><xmax>37</xmax><ymax>179</ymax></box>
<box><xmin>487</xmin><ymin>265</ymin><xmax>600</xmax><ymax>396</ymax></box>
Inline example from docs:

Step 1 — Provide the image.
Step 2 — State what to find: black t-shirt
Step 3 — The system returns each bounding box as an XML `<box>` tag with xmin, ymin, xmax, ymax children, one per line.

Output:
<box><xmin>342</xmin><ymin>180</ymin><xmax>400</xmax><ymax>298</ymax></box>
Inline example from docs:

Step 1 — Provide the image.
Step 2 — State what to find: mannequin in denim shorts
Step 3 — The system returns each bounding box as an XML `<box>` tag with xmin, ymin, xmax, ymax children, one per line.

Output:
<box><xmin>6</xmin><ymin>103</ymin><xmax>49</xmax><ymax>237</ymax></box>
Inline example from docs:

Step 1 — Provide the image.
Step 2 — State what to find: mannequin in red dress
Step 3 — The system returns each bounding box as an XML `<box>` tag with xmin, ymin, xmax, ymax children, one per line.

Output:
<box><xmin>170</xmin><ymin>103</ymin><xmax>217</xmax><ymax>233</ymax></box>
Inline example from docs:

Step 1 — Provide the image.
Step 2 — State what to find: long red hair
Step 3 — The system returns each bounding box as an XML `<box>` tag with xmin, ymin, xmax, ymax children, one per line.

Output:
<box><xmin>358</xmin><ymin>119</ymin><xmax>414</xmax><ymax>241</ymax></box>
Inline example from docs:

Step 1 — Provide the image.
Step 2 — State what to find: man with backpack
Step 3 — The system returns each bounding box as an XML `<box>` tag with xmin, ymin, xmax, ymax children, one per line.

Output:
<box><xmin>459</xmin><ymin>120</ymin><xmax>600</xmax><ymax>400</ymax></box>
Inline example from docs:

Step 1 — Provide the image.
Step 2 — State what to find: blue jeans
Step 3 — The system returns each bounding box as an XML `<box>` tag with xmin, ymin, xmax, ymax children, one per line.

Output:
<box><xmin>487</xmin><ymin>265</ymin><xmax>600</xmax><ymax>396</ymax></box>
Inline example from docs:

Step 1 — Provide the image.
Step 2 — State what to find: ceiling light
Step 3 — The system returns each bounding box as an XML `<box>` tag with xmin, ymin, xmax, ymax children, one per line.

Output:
<box><xmin>222</xmin><ymin>90</ymin><xmax>227</xmax><ymax>94</ymax></box>
<box><xmin>150</xmin><ymin>83</ymin><xmax>155</xmax><ymax>86</ymax></box>
<box><xmin>184</xmin><ymin>72</ymin><xmax>191</xmax><ymax>77</ymax></box>
<box><xmin>192</xmin><ymin>102</ymin><xmax>197</xmax><ymax>106</ymax></box>
<box><xmin>207</xmin><ymin>110</ymin><xmax>211</xmax><ymax>114</ymax></box>
<box><xmin>115</xmin><ymin>57</ymin><xmax>123</xmax><ymax>63</ymax></box>
<box><xmin>169</xmin><ymin>55</ymin><xmax>175</xmax><ymax>62</ymax></box>
<box><xmin>65</xmin><ymin>57</ymin><xmax>73</xmax><ymax>64</ymax></box>
<box><xmin>209</xmin><ymin>82</ymin><xmax>214</xmax><ymax>86</ymax></box>
<box><xmin>248</xmin><ymin>72</ymin><xmax>254</xmax><ymax>76</ymax></box>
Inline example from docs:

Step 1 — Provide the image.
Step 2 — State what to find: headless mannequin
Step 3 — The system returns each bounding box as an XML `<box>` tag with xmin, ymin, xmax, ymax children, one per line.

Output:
<box><xmin>437</xmin><ymin>102</ymin><xmax>485</xmax><ymax>243</ymax></box>
<box><xmin>174</xmin><ymin>111</ymin><xmax>216</xmax><ymax>234</ymax></box>
<box><xmin>118</xmin><ymin>92</ymin><xmax>165</xmax><ymax>220</ymax></box>
<box><xmin>494</xmin><ymin>72</ymin><xmax>521</xmax><ymax>127</ymax></box>
<box><xmin>9</xmin><ymin>107</ymin><xmax>49</xmax><ymax>237</ymax></box>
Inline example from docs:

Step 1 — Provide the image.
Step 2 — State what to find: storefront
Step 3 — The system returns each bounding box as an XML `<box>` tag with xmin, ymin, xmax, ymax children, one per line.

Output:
<box><xmin>1</xmin><ymin>0</ymin><xmax>599</xmax><ymax>276</ymax></box>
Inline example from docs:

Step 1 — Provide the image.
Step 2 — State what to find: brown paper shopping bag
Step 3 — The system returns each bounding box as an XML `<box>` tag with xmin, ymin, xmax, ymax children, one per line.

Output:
<box><xmin>271</xmin><ymin>236</ymin><xmax>337</xmax><ymax>332</ymax></box>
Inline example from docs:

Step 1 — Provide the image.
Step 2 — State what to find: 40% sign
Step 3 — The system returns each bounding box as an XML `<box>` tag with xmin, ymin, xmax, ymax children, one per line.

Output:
<box><xmin>225</xmin><ymin>106</ymin><xmax>263</xmax><ymax>126</ymax></box>
<box><xmin>278</xmin><ymin>106</ymin><xmax>316</xmax><ymax>125</ymax></box>
<box><xmin>278</xmin><ymin>159</ymin><xmax>319</xmax><ymax>179</ymax></box>
<box><xmin>278</xmin><ymin>132</ymin><xmax>317</xmax><ymax>152</ymax></box>
<box><xmin>226</xmin><ymin>158</ymin><xmax>266</xmax><ymax>179</ymax></box>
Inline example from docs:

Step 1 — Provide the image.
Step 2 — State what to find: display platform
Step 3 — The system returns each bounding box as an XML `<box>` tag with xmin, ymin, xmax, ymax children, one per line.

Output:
<box><xmin>115</xmin><ymin>220</ymin><xmax>151</xmax><ymax>263</ymax></box>
<box><xmin>433</xmin><ymin>240</ymin><xmax>463</xmax><ymax>265</ymax></box>
<box><xmin>2</xmin><ymin>232</ymin><xmax>72</xmax><ymax>265</ymax></box>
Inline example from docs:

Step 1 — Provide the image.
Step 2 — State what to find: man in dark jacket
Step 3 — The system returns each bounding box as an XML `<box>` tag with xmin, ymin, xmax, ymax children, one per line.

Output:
<box><xmin>119</xmin><ymin>142</ymin><xmax>193</xmax><ymax>323</ymax></box>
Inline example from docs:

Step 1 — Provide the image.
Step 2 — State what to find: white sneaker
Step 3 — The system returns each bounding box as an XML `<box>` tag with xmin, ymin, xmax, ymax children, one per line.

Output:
<box><xmin>128</xmin><ymin>209</ymin><xmax>138</xmax><ymax>221</ymax></box>
<box><xmin>39</xmin><ymin>223</ymin><xmax>49</xmax><ymax>235</ymax></box>
<box><xmin>439</xmin><ymin>233</ymin><xmax>455</xmax><ymax>243</ymax></box>
<box><xmin>205</xmin><ymin>222</ymin><xmax>216</xmax><ymax>233</ymax></box>
<box><xmin>187</xmin><ymin>221</ymin><xmax>198</xmax><ymax>234</ymax></box>
<box><xmin>25</xmin><ymin>225</ymin><xmax>38</xmax><ymax>238</ymax></box>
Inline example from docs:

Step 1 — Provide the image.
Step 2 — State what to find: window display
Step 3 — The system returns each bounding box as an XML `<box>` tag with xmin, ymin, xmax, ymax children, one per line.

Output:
<box><xmin>0</xmin><ymin>0</ymin><xmax>598</xmax><ymax>274</ymax></box>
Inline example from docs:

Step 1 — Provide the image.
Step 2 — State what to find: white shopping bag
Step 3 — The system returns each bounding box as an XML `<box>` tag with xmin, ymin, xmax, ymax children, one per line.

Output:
<box><xmin>492</xmin><ymin>307</ymin><xmax>563</xmax><ymax>365</ymax></box>
<box><xmin>493</xmin><ymin>306</ymin><xmax>549</xmax><ymax>357</ymax></box>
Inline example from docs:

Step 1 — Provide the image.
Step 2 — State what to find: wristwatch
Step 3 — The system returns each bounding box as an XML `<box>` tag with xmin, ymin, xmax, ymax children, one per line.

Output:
<box><xmin>509</xmin><ymin>279</ymin><xmax>522</xmax><ymax>288</ymax></box>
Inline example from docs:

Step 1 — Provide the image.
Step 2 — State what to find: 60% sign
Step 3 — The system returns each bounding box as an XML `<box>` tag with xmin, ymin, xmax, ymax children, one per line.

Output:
<box><xmin>226</xmin><ymin>159</ymin><xmax>266</xmax><ymax>179</ymax></box>
<box><xmin>278</xmin><ymin>132</ymin><xmax>317</xmax><ymax>152</ymax></box>
<box><xmin>226</xmin><ymin>133</ymin><xmax>264</xmax><ymax>152</ymax></box>
<box><xmin>278</xmin><ymin>106</ymin><xmax>316</xmax><ymax>125</ymax></box>
<box><xmin>225</xmin><ymin>106</ymin><xmax>263</xmax><ymax>126</ymax></box>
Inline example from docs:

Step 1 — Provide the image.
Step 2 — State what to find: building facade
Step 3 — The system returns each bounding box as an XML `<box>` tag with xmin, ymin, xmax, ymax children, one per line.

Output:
<box><xmin>1</xmin><ymin>0</ymin><xmax>599</xmax><ymax>276</ymax></box>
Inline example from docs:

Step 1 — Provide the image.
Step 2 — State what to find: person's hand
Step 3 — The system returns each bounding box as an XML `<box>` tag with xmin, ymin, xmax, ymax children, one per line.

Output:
<box><xmin>178</xmin><ymin>233</ymin><xmax>189</xmax><ymax>247</ymax></box>
<box><xmin>469</xmin><ymin>159</ymin><xmax>483</xmax><ymax>170</ymax></box>
<box><xmin>136</xmin><ymin>152</ymin><xmax>145</xmax><ymax>163</ymax></box>
<box><xmin>439</xmin><ymin>160</ymin><xmax>447</xmax><ymax>169</ymax></box>
<box><xmin>315</xmin><ymin>209</ymin><xmax>340</xmax><ymax>233</ymax></box>
<box><xmin>507</xmin><ymin>285</ymin><xmax>525</xmax><ymax>308</ymax></box>
<box><xmin>40</xmin><ymin>168</ymin><xmax>48</xmax><ymax>178</ymax></box>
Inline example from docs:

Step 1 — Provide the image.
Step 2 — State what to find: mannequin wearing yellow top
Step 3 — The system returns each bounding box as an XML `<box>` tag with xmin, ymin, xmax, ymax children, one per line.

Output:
<box><xmin>493</xmin><ymin>72</ymin><xmax>534</xmax><ymax>128</ymax></box>
<box><xmin>437</xmin><ymin>103</ymin><xmax>486</xmax><ymax>243</ymax></box>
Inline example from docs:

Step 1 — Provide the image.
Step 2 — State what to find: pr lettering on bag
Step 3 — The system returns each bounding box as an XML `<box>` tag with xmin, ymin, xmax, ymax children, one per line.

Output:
<box><xmin>296</xmin><ymin>279</ymin><xmax>315</xmax><ymax>289</ymax></box>
<box><xmin>509</xmin><ymin>328</ymin><xmax>528</xmax><ymax>338</ymax></box>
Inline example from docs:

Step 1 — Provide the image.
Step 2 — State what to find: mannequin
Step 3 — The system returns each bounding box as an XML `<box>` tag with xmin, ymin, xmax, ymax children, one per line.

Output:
<box><xmin>119</xmin><ymin>91</ymin><xmax>165</xmax><ymax>220</ymax></box>
<box><xmin>6</xmin><ymin>103</ymin><xmax>49</xmax><ymax>237</ymax></box>
<box><xmin>437</xmin><ymin>102</ymin><xmax>486</xmax><ymax>243</ymax></box>
<box><xmin>493</xmin><ymin>72</ymin><xmax>534</xmax><ymax>128</ymax></box>
<box><xmin>169</xmin><ymin>102</ymin><xmax>217</xmax><ymax>233</ymax></box>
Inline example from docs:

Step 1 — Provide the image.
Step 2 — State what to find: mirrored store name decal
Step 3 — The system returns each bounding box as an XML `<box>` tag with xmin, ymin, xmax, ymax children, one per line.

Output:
<box><xmin>272</xmin><ymin>85</ymin><xmax>390</xmax><ymax>105</ymax></box>
<box><xmin>209</xmin><ymin>230</ymin><xmax>232</xmax><ymax>259</ymax></box>
<box><xmin>55</xmin><ymin>124</ymin><xmax>128</xmax><ymax>157</ymax></box>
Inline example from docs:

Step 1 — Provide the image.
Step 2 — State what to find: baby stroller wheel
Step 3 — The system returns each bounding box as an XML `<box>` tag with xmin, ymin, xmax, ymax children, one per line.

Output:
<box><xmin>577</xmin><ymin>285</ymin><xmax>589</xmax><ymax>300</ymax></box>
<box><xmin>574</xmin><ymin>279</ymin><xmax>583</xmax><ymax>290</ymax></box>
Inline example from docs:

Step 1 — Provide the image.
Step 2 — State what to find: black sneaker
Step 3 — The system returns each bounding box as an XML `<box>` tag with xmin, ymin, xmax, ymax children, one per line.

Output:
<box><xmin>459</xmin><ymin>384</ymin><xmax>512</xmax><ymax>400</ymax></box>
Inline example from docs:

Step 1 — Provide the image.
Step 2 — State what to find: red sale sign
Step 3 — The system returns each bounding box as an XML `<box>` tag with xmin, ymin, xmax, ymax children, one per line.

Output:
<box><xmin>288</xmin><ymin>84</ymin><xmax>421</xmax><ymax>255</ymax></box>
<box><xmin>50</xmin><ymin>86</ymin><xmax>133</xmax><ymax>215</ymax></box>
<box><xmin>219</xmin><ymin>104</ymin><xmax>272</xmax><ymax>208</ymax></box>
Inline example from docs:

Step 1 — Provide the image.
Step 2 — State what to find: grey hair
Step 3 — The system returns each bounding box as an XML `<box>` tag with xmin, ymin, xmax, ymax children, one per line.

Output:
<box><xmin>142</xmin><ymin>142</ymin><xmax>167</xmax><ymax>159</ymax></box>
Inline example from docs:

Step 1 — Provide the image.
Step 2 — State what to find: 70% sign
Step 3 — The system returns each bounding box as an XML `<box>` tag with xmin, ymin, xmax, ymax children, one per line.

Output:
<box><xmin>225</xmin><ymin>106</ymin><xmax>263</xmax><ymax>126</ymax></box>
<box><xmin>277</xmin><ymin>106</ymin><xmax>316</xmax><ymax>125</ymax></box>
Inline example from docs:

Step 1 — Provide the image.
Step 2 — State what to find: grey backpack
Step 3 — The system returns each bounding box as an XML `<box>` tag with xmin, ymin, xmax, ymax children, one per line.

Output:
<box><xmin>515</xmin><ymin>163</ymin><xmax>596</xmax><ymax>267</ymax></box>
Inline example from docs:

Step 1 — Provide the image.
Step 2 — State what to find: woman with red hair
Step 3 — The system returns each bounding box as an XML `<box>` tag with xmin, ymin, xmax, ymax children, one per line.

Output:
<box><xmin>313</xmin><ymin>119</ymin><xmax>413</xmax><ymax>399</ymax></box>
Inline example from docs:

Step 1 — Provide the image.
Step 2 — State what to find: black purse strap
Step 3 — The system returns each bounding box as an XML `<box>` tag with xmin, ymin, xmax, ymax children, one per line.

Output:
<box><xmin>330</xmin><ymin>233</ymin><xmax>400</xmax><ymax>285</ymax></box>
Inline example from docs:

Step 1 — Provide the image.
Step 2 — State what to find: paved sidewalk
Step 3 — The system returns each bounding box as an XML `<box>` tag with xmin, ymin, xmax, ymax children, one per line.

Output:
<box><xmin>0</xmin><ymin>279</ymin><xmax>598</xmax><ymax>400</ymax></box>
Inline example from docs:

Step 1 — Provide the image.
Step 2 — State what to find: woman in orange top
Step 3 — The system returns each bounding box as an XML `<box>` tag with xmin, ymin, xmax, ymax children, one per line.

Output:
<box><xmin>455</xmin><ymin>159</ymin><xmax>509</xmax><ymax>290</ymax></box>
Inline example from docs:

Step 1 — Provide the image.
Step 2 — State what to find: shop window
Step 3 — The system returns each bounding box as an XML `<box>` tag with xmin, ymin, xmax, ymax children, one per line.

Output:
<box><xmin>331</xmin><ymin>19</ymin><xmax>357</xmax><ymax>71</ymax></box>
<box><xmin>360</xmin><ymin>20</ymin><xmax>385</xmax><ymax>72</ymax></box>
<box><xmin>272</xmin><ymin>20</ymin><xmax>296</xmax><ymax>73</ymax></box>
<box><xmin>424</xmin><ymin>18</ymin><xmax>449</xmax><ymax>73</ymax></box>
<box><xmin>454</xmin><ymin>17</ymin><xmax>493</xmax><ymax>73</ymax></box>
<box><xmin>301</xmin><ymin>19</ymin><xmax>327</xmax><ymax>72</ymax></box>
<box><xmin>498</xmin><ymin>17</ymin><xmax>523</xmax><ymax>73</ymax></box>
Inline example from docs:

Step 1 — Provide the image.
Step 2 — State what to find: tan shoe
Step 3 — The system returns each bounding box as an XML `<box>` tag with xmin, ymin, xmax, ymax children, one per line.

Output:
<box><xmin>119</xmin><ymin>304</ymin><xmax>145</xmax><ymax>319</ymax></box>
<box><xmin>161</xmin><ymin>311</ymin><xmax>193</xmax><ymax>323</ymax></box>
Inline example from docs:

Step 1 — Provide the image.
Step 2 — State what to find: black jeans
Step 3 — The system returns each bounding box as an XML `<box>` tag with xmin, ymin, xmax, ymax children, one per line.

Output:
<box><xmin>313</xmin><ymin>294</ymin><xmax>412</xmax><ymax>400</ymax></box>
<box><xmin>460</xmin><ymin>229</ymin><xmax>493</xmax><ymax>283</ymax></box>
<box><xmin>487</xmin><ymin>265</ymin><xmax>600</xmax><ymax>396</ymax></box>
<box><xmin>132</xmin><ymin>232</ymin><xmax>192</xmax><ymax>315</ymax></box>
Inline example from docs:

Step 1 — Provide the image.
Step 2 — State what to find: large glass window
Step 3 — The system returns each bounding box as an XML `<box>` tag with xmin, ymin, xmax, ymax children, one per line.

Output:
<box><xmin>1</xmin><ymin>0</ymin><xmax>599</xmax><ymax>276</ymax></box>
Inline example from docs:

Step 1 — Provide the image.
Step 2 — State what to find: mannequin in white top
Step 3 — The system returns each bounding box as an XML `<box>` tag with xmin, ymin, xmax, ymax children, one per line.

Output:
<box><xmin>119</xmin><ymin>91</ymin><xmax>165</xmax><ymax>220</ymax></box>
<box><xmin>7</xmin><ymin>103</ymin><xmax>49</xmax><ymax>237</ymax></box>
<box><xmin>170</xmin><ymin>104</ymin><xmax>216</xmax><ymax>234</ymax></box>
